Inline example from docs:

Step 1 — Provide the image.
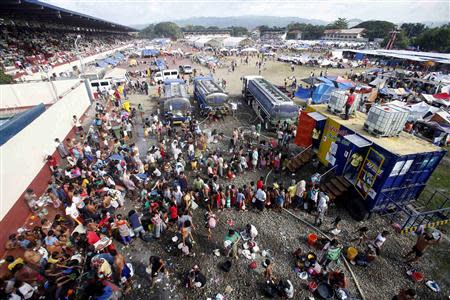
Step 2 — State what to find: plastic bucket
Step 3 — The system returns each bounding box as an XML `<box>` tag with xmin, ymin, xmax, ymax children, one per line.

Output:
<box><xmin>307</xmin><ymin>234</ymin><xmax>318</xmax><ymax>246</ymax></box>
<box><xmin>308</xmin><ymin>281</ymin><xmax>318</xmax><ymax>292</ymax></box>
<box><xmin>412</xmin><ymin>271</ymin><xmax>424</xmax><ymax>282</ymax></box>
<box><xmin>347</xmin><ymin>247</ymin><xmax>358</xmax><ymax>261</ymax></box>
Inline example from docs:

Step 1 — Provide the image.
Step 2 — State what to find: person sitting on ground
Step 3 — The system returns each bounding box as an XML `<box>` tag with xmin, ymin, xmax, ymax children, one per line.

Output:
<box><xmin>278</xmin><ymin>279</ymin><xmax>294</xmax><ymax>299</ymax></box>
<box><xmin>372</xmin><ymin>230</ymin><xmax>390</xmax><ymax>255</ymax></box>
<box><xmin>245</xmin><ymin>223</ymin><xmax>258</xmax><ymax>241</ymax></box>
<box><xmin>185</xmin><ymin>265</ymin><xmax>206</xmax><ymax>289</ymax></box>
<box><xmin>328</xmin><ymin>269</ymin><xmax>348</xmax><ymax>289</ymax></box>
<box><xmin>223</xmin><ymin>229</ymin><xmax>240</xmax><ymax>259</ymax></box>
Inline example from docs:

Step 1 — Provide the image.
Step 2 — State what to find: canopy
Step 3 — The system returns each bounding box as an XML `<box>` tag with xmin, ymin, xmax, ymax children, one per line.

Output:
<box><xmin>294</xmin><ymin>87</ymin><xmax>313</xmax><ymax>99</ymax></box>
<box><xmin>95</xmin><ymin>60</ymin><xmax>108</xmax><ymax>68</ymax></box>
<box><xmin>344</xmin><ymin>134</ymin><xmax>372</xmax><ymax>148</ymax></box>
<box><xmin>104</xmin><ymin>57</ymin><xmax>118</xmax><ymax>66</ymax></box>
<box><xmin>104</xmin><ymin>68</ymin><xmax>128</xmax><ymax>81</ymax></box>
<box><xmin>241</xmin><ymin>47</ymin><xmax>258</xmax><ymax>52</ymax></box>
<box><xmin>141</xmin><ymin>49</ymin><xmax>159</xmax><ymax>57</ymax></box>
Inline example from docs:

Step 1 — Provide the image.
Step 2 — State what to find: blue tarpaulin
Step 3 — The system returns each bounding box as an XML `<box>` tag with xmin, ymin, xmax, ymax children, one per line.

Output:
<box><xmin>295</xmin><ymin>87</ymin><xmax>313</xmax><ymax>99</ymax></box>
<box><xmin>114</xmin><ymin>52</ymin><xmax>125</xmax><ymax>60</ymax></box>
<box><xmin>104</xmin><ymin>57</ymin><xmax>118</xmax><ymax>66</ymax></box>
<box><xmin>312</xmin><ymin>84</ymin><xmax>336</xmax><ymax>104</ymax></box>
<box><xmin>295</xmin><ymin>84</ymin><xmax>336</xmax><ymax>103</ymax></box>
<box><xmin>0</xmin><ymin>103</ymin><xmax>46</xmax><ymax>146</ymax></box>
<box><xmin>155</xmin><ymin>58</ymin><xmax>166</xmax><ymax>70</ymax></box>
<box><xmin>354</xmin><ymin>53</ymin><xmax>365</xmax><ymax>60</ymax></box>
<box><xmin>96</xmin><ymin>60</ymin><xmax>108</xmax><ymax>68</ymax></box>
<box><xmin>142</xmin><ymin>49</ymin><xmax>159</xmax><ymax>57</ymax></box>
<box><xmin>337</xmin><ymin>82</ymin><xmax>354</xmax><ymax>90</ymax></box>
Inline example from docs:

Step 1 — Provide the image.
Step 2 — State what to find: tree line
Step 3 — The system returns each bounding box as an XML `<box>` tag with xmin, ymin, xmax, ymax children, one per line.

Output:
<box><xmin>140</xmin><ymin>22</ymin><xmax>248</xmax><ymax>39</ymax></box>
<box><xmin>139</xmin><ymin>20</ymin><xmax>449</xmax><ymax>52</ymax></box>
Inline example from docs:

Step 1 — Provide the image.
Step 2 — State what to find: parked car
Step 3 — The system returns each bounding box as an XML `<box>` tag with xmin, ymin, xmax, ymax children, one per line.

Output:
<box><xmin>179</xmin><ymin>65</ymin><xmax>193</xmax><ymax>74</ymax></box>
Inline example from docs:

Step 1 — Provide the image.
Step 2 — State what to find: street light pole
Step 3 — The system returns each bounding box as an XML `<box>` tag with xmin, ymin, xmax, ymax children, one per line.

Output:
<box><xmin>75</xmin><ymin>35</ymin><xmax>85</xmax><ymax>75</ymax></box>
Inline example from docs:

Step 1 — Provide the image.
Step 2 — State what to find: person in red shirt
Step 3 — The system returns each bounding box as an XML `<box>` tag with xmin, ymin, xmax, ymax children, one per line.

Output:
<box><xmin>169</xmin><ymin>202</ymin><xmax>178</xmax><ymax>225</ymax></box>
<box><xmin>343</xmin><ymin>88</ymin><xmax>356</xmax><ymax>120</ymax></box>
<box><xmin>256</xmin><ymin>177</ymin><xmax>264</xmax><ymax>190</ymax></box>
<box><xmin>46</xmin><ymin>155</ymin><xmax>58</xmax><ymax>172</ymax></box>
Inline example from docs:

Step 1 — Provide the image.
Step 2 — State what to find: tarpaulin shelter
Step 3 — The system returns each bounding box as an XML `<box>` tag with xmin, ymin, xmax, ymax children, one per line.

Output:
<box><xmin>114</xmin><ymin>52</ymin><xmax>125</xmax><ymax>60</ymax></box>
<box><xmin>141</xmin><ymin>49</ymin><xmax>160</xmax><ymax>57</ymax></box>
<box><xmin>95</xmin><ymin>60</ymin><xmax>108</xmax><ymax>68</ymax></box>
<box><xmin>295</xmin><ymin>87</ymin><xmax>313</xmax><ymax>99</ymax></box>
<box><xmin>104</xmin><ymin>57</ymin><xmax>118</xmax><ymax>66</ymax></box>
<box><xmin>155</xmin><ymin>58</ymin><xmax>166</xmax><ymax>71</ymax></box>
<box><xmin>354</xmin><ymin>53</ymin><xmax>365</xmax><ymax>60</ymax></box>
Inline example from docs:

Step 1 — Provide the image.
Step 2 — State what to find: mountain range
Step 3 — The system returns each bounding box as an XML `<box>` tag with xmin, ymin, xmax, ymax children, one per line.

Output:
<box><xmin>132</xmin><ymin>16</ymin><xmax>448</xmax><ymax>30</ymax></box>
<box><xmin>133</xmin><ymin>15</ymin><xmax>328</xmax><ymax>30</ymax></box>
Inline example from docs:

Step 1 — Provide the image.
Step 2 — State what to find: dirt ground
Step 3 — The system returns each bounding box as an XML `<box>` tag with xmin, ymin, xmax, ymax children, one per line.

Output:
<box><xmin>112</xmin><ymin>51</ymin><xmax>449</xmax><ymax>300</ymax></box>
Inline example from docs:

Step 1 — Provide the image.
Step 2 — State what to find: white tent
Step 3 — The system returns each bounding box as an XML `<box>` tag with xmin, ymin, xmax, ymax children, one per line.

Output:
<box><xmin>222</xmin><ymin>37</ymin><xmax>247</xmax><ymax>48</ymax></box>
<box><xmin>241</xmin><ymin>47</ymin><xmax>259</xmax><ymax>53</ymax></box>
<box><xmin>194</xmin><ymin>37</ymin><xmax>214</xmax><ymax>49</ymax></box>
<box><xmin>104</xmin><ymin>67</ymin><xmax>128</xmax><ymax>83</ymax></box>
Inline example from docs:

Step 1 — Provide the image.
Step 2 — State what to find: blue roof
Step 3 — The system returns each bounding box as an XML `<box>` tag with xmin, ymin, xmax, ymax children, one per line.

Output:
<box><xmin>0</xmin><ymin>104</ymin><xmax>46</xmax><ymax>146</ymax></box>
<box><xmin>96</xmin><ymin>60</ymin><xmax>108</xmax><ymax>68</ymax></box>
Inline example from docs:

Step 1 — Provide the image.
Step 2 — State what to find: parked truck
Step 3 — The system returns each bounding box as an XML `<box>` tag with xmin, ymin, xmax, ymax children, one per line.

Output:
<box><xmin>242</xmin><ymin>76</ymin><xmax>299</xmax><ymax>129</ymax></box>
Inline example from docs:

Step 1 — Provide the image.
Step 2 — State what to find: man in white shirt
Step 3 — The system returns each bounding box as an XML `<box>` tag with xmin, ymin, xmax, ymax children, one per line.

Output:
<box><xmin>255</xmin><ymin>188</ymin><xmax>266</xmax><ymax>211</ymax></box>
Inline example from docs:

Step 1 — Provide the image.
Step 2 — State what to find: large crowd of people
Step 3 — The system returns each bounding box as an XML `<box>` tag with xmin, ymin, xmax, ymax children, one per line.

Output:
<box><xmin>0</xmin><ymin>40</ymin><xmax>445</xmax><ymax>299</ymax></box>
<box><xmin>0</xmin><ymin>25</ymin><xmax>131</xmax><ymax>77</ymax></box>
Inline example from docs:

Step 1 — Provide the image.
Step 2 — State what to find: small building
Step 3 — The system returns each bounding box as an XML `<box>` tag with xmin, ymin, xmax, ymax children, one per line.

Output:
<box><xmin>323</xmin><ymin>28</ymin><xmax>366</xmax><ymax>42</ymax></box>
<box><xmin>286</xmin><ymin>29</ymin><xmax>302</xmax><ymax>40</ymax></box>
<box><xmin>260</xmin><ymin>28</ymin><xmax>286</xmax><ymax>42</ymax></box>
<box><xmin>295</xmin><ymin>104</ymin><xmax>446</xmax><ymax>212</ymax></box>
<box><xmin>182</xmin><ymin>29</ymin><xmax>231</xmax><ymax>38</ymax></box>
<box><xmin>250</xmin><ymin>29</ymin><xmax>260</xmax><ymax>40</ymax></box>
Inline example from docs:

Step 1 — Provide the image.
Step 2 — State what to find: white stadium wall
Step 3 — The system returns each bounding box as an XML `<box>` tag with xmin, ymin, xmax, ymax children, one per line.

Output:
<box><xmin>0</xmin><ymin>79</ymin><xmax>85</xmax><ymax>109</ymax></box>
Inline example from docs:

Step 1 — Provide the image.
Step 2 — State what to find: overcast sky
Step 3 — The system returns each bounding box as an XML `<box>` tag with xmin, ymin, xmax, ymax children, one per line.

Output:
<box><xmin>43</xmin><ymin>0</ymin><xmax>449</xmax><ymax>26</ymax></box>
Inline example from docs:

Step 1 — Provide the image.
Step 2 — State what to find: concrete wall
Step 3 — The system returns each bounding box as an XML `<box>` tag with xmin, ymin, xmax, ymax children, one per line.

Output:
<box><xmin>0</xmin><ymin>80</ymin><xmax>91</xmax><ymax>222</ymax></box>
<box><xmin>0</xmin><ymin>79</ymin><xmax>85</xmax><ymax>109</ymax></box>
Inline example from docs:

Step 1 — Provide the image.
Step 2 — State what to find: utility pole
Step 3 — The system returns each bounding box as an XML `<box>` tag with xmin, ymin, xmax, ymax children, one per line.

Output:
<box><xmin>386</xmin><ymin>28</ymin><xmax>400</xmax><ymax>50</ymax></box>
<box><xmin>74</xmin><ymin>35</ymin><xmax>85</xmax><ymax>75</ymax></box>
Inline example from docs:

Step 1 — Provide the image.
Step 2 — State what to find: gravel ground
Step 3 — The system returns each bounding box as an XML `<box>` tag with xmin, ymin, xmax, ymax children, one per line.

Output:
<box><xmin>112</xmin><ymin>53</ymin><xmax>449</xmax><ymax>300</ymax></box>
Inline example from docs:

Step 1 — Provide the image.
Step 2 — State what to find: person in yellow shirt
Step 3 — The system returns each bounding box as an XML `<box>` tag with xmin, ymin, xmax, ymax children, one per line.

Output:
<box><xmin>122</xmin><ymin>101</ymin><xmax>131</xmax><ymax>112</ymax></box>
<box><xmin>286</xmin><ymin>180</ymin><xmax>297</xmax><ymax>208</ymax></box>
<box><xmin>117</xmin><ymin>84</ymin><xmax>124</xmax><ymax>97</ymax></box>
<box><xmin>346</xmin><ymin>153</ymin><xmax>363</xmax><ymax>181</ymax></box>
<box><xmin>312</xmin><ymin>128</ymin><xmax>321</xmax><ymax>150</ymax></box>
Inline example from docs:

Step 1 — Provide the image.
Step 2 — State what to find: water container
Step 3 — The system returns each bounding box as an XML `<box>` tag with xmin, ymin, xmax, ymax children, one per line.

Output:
<box><xmin>364</xmin><ymin>104</ymin><xmax>409</xmax><ymax>137</ymax></box>
<box><xmin>327</xmin><ymin>90</ymin><xmax>361</xmax><ymax>115</ymax></box>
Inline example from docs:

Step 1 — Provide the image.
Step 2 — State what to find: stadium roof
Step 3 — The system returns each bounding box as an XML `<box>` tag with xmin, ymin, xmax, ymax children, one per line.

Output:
<box><xmin>0</xmin><ymin>0</ymin><xmax>136</xmax><ymax>32</ymax></box>
<box><xmin>343</xmin><ymin>49</ymin><xmax>450</xmax><ymax>65</ymax></box>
